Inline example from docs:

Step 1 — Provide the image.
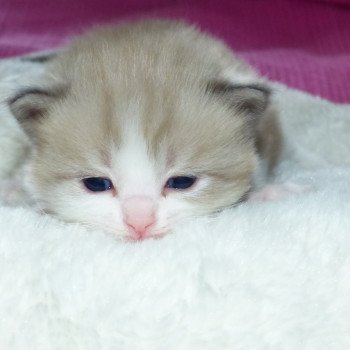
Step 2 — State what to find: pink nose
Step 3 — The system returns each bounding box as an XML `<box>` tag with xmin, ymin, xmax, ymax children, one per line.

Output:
<box><xmin>123</xmin><ymin>196</ymin><xmax>156</xmax><ymax>239</ymax></box>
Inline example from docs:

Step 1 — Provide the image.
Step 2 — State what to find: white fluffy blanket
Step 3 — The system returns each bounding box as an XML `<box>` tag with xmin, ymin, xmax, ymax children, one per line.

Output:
<box><xmin>0</xmin><ymin>57</ymin><xmax>350</xmax><ymax>350</ymax></box>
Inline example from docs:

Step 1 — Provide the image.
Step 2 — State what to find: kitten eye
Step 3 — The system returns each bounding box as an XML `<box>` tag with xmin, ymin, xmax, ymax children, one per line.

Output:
<box><xmin>165</xmin><ymin>176</ymin><xmax>197</xmax><ymax>190</ymax></box>
<box><xmin>83</xmin><ymin>177</ymin><xmax>114</xmax><ymax>192</ymax></box>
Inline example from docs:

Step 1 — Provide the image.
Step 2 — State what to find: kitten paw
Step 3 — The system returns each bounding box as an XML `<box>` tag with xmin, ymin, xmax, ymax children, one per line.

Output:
<box><xmin>248</xmin><ymin>183</ymin><xmax>311</xmax><ymax>202</ymax></box>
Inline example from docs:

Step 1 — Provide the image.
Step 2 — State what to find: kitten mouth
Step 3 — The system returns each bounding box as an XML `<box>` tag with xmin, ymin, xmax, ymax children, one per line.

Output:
<box><xmin>124</xmin><ymin>230</ymin><xmax>168</xmax><ymax>242</ymax></box>
<box><xmin>126</xmin><ymin>234</ymin><xmax>166</xmax><ymax>242</ymax></box>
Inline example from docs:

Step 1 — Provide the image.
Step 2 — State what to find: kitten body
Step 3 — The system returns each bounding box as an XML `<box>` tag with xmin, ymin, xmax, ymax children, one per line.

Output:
<box><xmin>9</xmin><ymin>20</ymin><xmax>281</xmax><ymax>240</ymax></box>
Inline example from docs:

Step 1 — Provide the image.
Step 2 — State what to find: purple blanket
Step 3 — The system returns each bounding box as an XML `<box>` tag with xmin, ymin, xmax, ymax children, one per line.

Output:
<box><xmin>1</xmin><ymin>0</ymin><xmax>349</xmax><ymax>102</ymax></box>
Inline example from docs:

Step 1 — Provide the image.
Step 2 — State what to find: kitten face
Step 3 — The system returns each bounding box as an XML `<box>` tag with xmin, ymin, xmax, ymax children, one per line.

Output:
<box><xmin>9</xmin><ymin>20</ymin><xmax>269</xmax><ymax>240</ymax></box>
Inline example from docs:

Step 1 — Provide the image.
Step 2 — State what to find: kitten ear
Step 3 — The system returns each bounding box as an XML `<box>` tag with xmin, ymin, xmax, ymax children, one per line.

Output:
<box><xmin>207</xmin><ymin>81</ymin><xmax>271</xmax><ymax>117</ymax></box>
<box><xmin>20</xmin><ymin>50</ymin><xmax>59</xmax><ymax>63</ymax></box>
<box><xmin>8</xmin><ymin>86</ymin><xmax>64</xmax><ymax>140</ymax></box>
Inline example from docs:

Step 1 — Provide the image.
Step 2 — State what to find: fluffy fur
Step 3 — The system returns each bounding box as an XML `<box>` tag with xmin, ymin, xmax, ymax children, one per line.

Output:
<box><xmin>8</xmin><ymin>20</ymin><xmax>280</xmax><ymax>239</ymax></box>
<box><xmin>1</xmin><ymin>55</ymin><xmax>350</xmax><ymax>349</ymax></box>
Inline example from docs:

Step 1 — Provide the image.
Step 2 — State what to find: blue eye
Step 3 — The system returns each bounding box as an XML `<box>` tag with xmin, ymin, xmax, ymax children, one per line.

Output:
<box><xmin>165</xmin><ymin>176</ymin><xmax>197</xmax><ymax>190</ymax></box>
<box><xmin>83</xmin><ymin>177</ymin><xmax>114</xmax><ymax>192</ymax></box>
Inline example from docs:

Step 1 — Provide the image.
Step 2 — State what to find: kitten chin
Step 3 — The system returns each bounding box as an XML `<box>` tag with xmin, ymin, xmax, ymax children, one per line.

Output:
<box><xmin>8</xmin><ymin>19</ymin><xmax>281</xmax><ymax>240</ymax></box>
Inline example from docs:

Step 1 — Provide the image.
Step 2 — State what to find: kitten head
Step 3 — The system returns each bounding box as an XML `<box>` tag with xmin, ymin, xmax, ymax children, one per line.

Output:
<box><xmin>9</xmin><ymin>20</ymin><xmax>270</xmax><ymax>240</ymax></box>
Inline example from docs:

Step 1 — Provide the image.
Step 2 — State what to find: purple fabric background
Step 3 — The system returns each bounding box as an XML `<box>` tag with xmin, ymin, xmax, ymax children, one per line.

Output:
<box><xmin>0</xmin><ymin>0</ymin><xmax>349</xmax><ymax>102</ymax></box>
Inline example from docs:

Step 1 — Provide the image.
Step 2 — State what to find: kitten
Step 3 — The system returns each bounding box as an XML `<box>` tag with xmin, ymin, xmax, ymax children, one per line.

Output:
<box><xmin>8</xmin><ymin>19</ymin><xmax>281</xmax><ymax>240</ymax></box>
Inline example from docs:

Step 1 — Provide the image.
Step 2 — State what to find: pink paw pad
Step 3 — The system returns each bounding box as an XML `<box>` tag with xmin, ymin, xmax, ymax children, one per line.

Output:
<box><xmin>248</xmin><ymin>183</ymin><xmax>311</xmax><ymax>203</ymax></box>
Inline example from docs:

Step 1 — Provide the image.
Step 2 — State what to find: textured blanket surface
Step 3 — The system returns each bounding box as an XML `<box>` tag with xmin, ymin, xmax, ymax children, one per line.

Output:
<box><xmin>1</xmin><ymin>0</ymin><xmax>350</xmax><ymax>102</ymax></box>
<box><xmin>0</xmin><ymin>57</ymin><xmax>350</xmax><ymax>349</ymax></box>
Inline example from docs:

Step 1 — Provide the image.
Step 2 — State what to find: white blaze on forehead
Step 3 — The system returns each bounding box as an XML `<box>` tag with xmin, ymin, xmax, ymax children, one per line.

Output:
<box><xmin>113</xmin><ymin>117</ymin><xmax>158</xmax><ymax>198</ymax></box>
